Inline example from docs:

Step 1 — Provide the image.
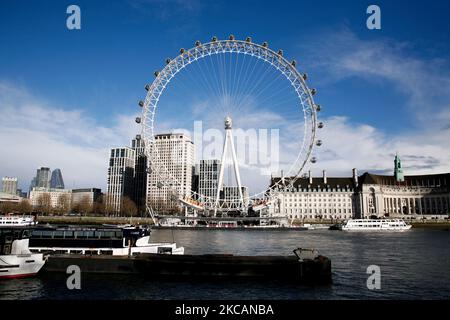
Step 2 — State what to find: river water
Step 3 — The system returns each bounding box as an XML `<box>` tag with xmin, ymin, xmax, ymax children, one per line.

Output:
<box><xmin>1</xmin><ymin>228</ymin><xmax>449</xmax><ymax>300</ymax></box>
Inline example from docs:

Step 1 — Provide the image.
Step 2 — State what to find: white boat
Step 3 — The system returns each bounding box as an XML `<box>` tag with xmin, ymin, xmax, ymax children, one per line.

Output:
<box><xmin>0</xmin><ymin>226</ymin><xmax>46</xmax><ymax>279</ymax></box>
<box><xmin>302</xmin><ymin>223</ymin><xmax>330</xmax><ymax>230</ymax></box>
<box><xmin>29</xmin><ymin>225</ymin><xmax>184</xmax><ymax>256</ymax></box>
<box><xmin>341</xmin><ymin>219</ymin><xmax>412</xmax><ymax>231</ymax></box>
<box><xmin>0</xmin><ymin>214</ymin><xmax>37</xmax><ymax>227</ymax></box>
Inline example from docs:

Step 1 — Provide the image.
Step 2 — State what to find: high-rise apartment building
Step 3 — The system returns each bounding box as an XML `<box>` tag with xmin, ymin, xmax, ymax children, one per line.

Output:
<box><xmin>198</xmin><ymin>159</ymin><xmax>220</xmax><ymax>206</ymax></box>
<box><xmin>106</xmin><ymin>147</ymin><xmax>135</xmax><ymax>213</ymax></box>
<box><xmin>131</xmin><ymin>135</ymin><xmax>147</xmax><ymax>213</ymax></box>
<box><xmin>147</xmin><ymin>133</ymin><xmax>195</xmax><ymax>212</ymax></box>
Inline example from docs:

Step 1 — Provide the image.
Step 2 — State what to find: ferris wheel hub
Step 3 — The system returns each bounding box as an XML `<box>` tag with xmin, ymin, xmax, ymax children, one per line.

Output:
<box><xmin>224</xmin><ymin>116</ymin><xmax>232</xmax><ymax>129</ymax></box>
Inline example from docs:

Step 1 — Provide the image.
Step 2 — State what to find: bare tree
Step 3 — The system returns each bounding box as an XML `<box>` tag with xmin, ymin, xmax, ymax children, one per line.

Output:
<box><xmin>103</xmin><ymin>193</ymin><xmax>117</xmax><ymax>216</ymax></box>
<box><xmin>57</xmin><ymin>194</ymin><xmax>71</xmax><ymax>215</ymax></box>
<box><xmin>0</xmin><ymin>202</ymin><xmax>17</xmax><ymax>214</ymax></box>
<box><xmin>121</xmin><ymin>196</ymin><xmax>137</xmax><ymax>217</ymax></box>
<box><xmin>77</xmin><ymin>195</ymin><xmax>92</xmax><ymax>216</ymax></box>
<box><xmin>36</xmin><ymin>193</ymin><xmax>51</xmax><ymax>215</ymax></box>
<box><xmin>92</xmin><ymin>195</ymin><xmax>105</xmax><ymax>215</ymax></box>
<box><xmin>17</xmin><ymin>199</ymin><xmax>32</xmax><ymax>214</ymax></box>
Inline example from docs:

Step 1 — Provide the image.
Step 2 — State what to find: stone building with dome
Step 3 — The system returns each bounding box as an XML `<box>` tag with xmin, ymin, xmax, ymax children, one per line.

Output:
<box><xmin>268</xmin><ymin>154</ymin><xmax>450</xmax><ymax>221</ymax></box>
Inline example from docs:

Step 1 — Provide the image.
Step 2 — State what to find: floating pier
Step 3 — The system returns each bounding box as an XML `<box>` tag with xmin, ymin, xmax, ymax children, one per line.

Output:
<box><xmin>41</xmin><ymin>249</ymin><xmax>332</xmax><ymax>285</ymax></box>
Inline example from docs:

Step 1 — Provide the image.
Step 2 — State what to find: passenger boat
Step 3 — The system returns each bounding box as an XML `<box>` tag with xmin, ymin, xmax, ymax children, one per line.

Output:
<box><xmin>341</xmin><ymin>219</ymin><xmax>412</xmax><ymax>231</ymax></box>
<box><xmin>0</xmin><ymin>214</ymin><xmax>37</xmax><ymax>227</ymax></box>
<box><xmin>0</xmin><ymin>225</ymin><xmax>45</xmax><ymax>279</ymax></box>
<box><xmin>29</xmin><ymin>225</ymin><xmax>184</xmax><ymax>256</ymax></box>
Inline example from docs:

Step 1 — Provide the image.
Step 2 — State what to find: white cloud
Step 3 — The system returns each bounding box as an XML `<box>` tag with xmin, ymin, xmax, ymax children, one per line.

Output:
<box><xmin>296</xmin><ymin>29</ymin><xmax>450</xmax><ymax>177</ymax></box>
<box><xmin>313</xmin><ymin>116</ymin><xmax>450</xmax><ymax>177</ymax></box>
<box><xmin>0</xmin><ymin>81</ymin><xmax>140</xmax><ymax>192</ymax></box>
<box><xmin>302</xmin><ymin>28</ymin><xmax>450</xmax><ymax>128</ymax></box>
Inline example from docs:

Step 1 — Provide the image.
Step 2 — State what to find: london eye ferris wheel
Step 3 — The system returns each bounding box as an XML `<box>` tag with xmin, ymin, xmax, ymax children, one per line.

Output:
<box><xmin>136</xmin><ymin>35</ymin><xmax>323</xmax><ymax>216</ymax></box>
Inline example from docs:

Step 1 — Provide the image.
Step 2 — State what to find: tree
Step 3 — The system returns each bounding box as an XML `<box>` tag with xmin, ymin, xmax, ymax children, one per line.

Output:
<box><xmin>17</xmin><ymin>199</ymin><xmax>32</xmax><ymax>214</ymax></box>
<box><xmin>77</xmin><ymin>195</ymin><xmax>92</xmax><ymax>216</ymax></box>
<box><xmin>36</xmin><ymin>193</ymin><xmax>51</xmax><ymax>215</ymax></box>
<box><xmin>0</xmin><ymin>202</ymin><xmax>17</xmax><ymax>214</ymax></box>
<box><xmin>58</xmin><ymin>194</ymin><xmax>71</xmax><ymax>215</ymax></box>
<box><xmin>103</xmin><ymin>193</ymin><xmax>116</xmax><ymax>216</ymax></box>
<box><xmin>121</xmin><ymin>196</ymin><xmax>137</xmax><ymax>217</ymax></box>
<box><xmin>92</xmin><ymin>195</ymin><xmax>105</xmax><ymax>215</ymax></box>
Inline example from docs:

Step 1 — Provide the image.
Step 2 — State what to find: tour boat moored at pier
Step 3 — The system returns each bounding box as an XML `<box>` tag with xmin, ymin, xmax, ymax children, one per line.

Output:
<box><xmin>29</xmin><ymin>225</ymin><xmax>184</xmax><ymax>256</ymax></box>
<box><xmin>341</xmin><ymin>219</ymin><xmax>412</xmax><ymax>231</ymax></box>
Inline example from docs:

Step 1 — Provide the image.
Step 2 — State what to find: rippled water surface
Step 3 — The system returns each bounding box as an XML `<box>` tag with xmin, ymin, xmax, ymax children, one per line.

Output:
<box><xmin>1</xmin><ymin>228</ymin><xmax>449</xmax><ymax>299</ymax></box>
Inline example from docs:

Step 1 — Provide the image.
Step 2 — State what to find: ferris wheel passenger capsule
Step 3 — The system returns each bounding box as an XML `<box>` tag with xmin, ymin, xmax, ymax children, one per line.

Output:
<box><xmin>144</xmin><ymin>84</ymin><xmax>150</xmax><ymax>91</ymax></box>
<box><xmin>229</xmin><ymin>34</ymin><xmax>235</xmax><ymax>40</ymax></box>
<box><xmin>262</xmin><ymin>42</ymin><xmax>268</xmax><ymax>48</ymax></box>
<box><xmin>166</xmin><ymin>58</ymin><xmax>171</xmax><ymax>64</ymax></box>
<box><xmin>154</xmin><ymin>71</ymin><xmax>159</xmax><ymax>77</ymax></box>
<box><xmin>302</xmin><ymin>73</ymin><xmax>308</xmax><ymax>80</ymax></box>
<box><xmin>180</xmin><ymin>48</ymin><xmax>185</xmax><ymax>54</ymax></box>
<box><xmin>316</xmin><ymin>104</ymin><xmax>322</xmax><ymax>112</ymax></box>
<box><xmin>310</xmin><ymin>88</ymin><xmax>317</xmax><ymax>95</ymax></box>
<box><xmin>316</xmin><ymin>140</ymin><xmax>323</xmax><ymax>146</ymax></box>
<box><xmin>135</xmin><ymin>117</ymin><xmax>141</xmax><ymax>124</ymax></box>
<box><xmin>195</xmin><ymin>40</ymin><xmax>201</xmax><ymax>47</ymax></box>
<box><xmin>212</xmin><ymin>36</ymin><xmax>217</xmax><ymax>42</ymax></box>
<box><xmin>291</xmin><ymin>60</ymin><xmax>297</xmax><ymax>67</ymax></box>
<box><xmin>311</xmin><ymin>157</ymin><xmax>317</xmax><ymax>164</ymax></box>
<box><xmin>245</xmin><ymin>37</ymin><xmax>252</xmax><ymax>43</ymax></box>
<box><xmin>318</xmin><ymin>122</ymin><xmax>324</xmax><ymax>129</ymax></box>
<box><xmin>138</xmin><ymin>100</ymin><xmax>144</xmax><ymax>107</ymax></box>
<box><xmin>278</xmin><ymin>49</ymin><xmax>283</xmax><ymax>56</ymax></box>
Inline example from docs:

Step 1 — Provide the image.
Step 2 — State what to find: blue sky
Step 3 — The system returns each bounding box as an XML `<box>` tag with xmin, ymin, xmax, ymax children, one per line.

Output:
<box><xmin>1</xmin><ymin>0</ymin><xmax>450</xmax><ymax>192</ymax></box>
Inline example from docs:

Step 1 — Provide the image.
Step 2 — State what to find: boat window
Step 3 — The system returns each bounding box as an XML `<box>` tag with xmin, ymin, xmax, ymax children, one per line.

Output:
<box><xmin>42</xmin><ymin>231</ymin><xmax>53</xmax><ymax>238</ymax></box>
<box><xmin>103</xmin><ymin>231</ymin><xmax>116</xmax><ymax>238</ymax></box>
<box><xmin>64</xmin><ymin>231</ymin><xmax>74</xmax><ymax>238</ymax></box>
<box><xmin>100</xmin><ymin>250</ymin><xmax>113</xmax><ymax>255</ymax></box>
<box><xmin>22</xmin><ymin>230</ymin><xmax>30</xmax><ymax>238</ymax></box>
<box><xmin>95</xmin><ymin>231</ymin><xmax>103</xmax><ymax>238</ymax></box>
<box><xmin>32</xmin><ymin>230</ymin><xmax>43</xmax><ymax>237</ymax></box>
<box><xmin>54</xmin><ymin>231</ymin><xmax>64</xmax><ymax>238</ymax></box>
<box><xmin>85</xmin><ymin>231</ymin><xmax>95</xmax><ymax>238</ymax></box>
<box><xmin>74</xmin><ymin>231</ymin><xmax>84</xmax><ymax>238</ymax></box>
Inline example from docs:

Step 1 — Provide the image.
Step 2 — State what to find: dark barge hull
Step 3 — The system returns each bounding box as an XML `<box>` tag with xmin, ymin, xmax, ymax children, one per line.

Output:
<box><xmin>41</xmin><ymin>253</ymin><xmax>331</xmax><ymax>284</ymax></box>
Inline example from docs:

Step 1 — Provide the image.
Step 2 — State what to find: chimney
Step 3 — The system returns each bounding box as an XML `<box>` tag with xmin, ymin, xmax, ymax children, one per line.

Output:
<box><xmin>352</xmin><ymin>168</ymin><xmax>358</xmax><ymax>187</ymax></box>
<box><xmin>323</xmin><ymin>170</ymin><xmax>327</xmax><ymax>184</ymax></box>
<box><xmin>309</xmin><ymin>170</ymin><xmax>313</xmax><ymax>185</ymax></box>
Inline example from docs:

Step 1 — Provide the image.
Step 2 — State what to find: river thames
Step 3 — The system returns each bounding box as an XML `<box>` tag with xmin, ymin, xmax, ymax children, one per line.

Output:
<box><xmin>1</xmin><ymin>228</ymin><xmax>449</xmax><ymax>300</ymax></box>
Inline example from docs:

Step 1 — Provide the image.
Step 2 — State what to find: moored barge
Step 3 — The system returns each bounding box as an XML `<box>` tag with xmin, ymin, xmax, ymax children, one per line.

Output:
<box><xmin>41</xmin><ymin>248</ymin><xmax>332</xmax><ymax>284</ymax></box>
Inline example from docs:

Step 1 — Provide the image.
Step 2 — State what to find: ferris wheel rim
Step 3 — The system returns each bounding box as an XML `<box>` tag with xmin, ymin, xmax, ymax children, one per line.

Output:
<box><xmin>140</xmin><ymin>38</ymin><xmax>319</xmax><ymax>209</ymax></box>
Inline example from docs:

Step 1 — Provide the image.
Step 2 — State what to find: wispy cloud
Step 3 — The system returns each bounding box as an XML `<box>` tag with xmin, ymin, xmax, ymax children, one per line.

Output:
<box><xmin>302</xmin><ymin>28</ymin><xmax>450</xmax><ymax>128</ymax></box>
<box><xmin>0</xmin><ymin>81</ymin><xmax>139</xmax><ymax>191</ymax></box>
